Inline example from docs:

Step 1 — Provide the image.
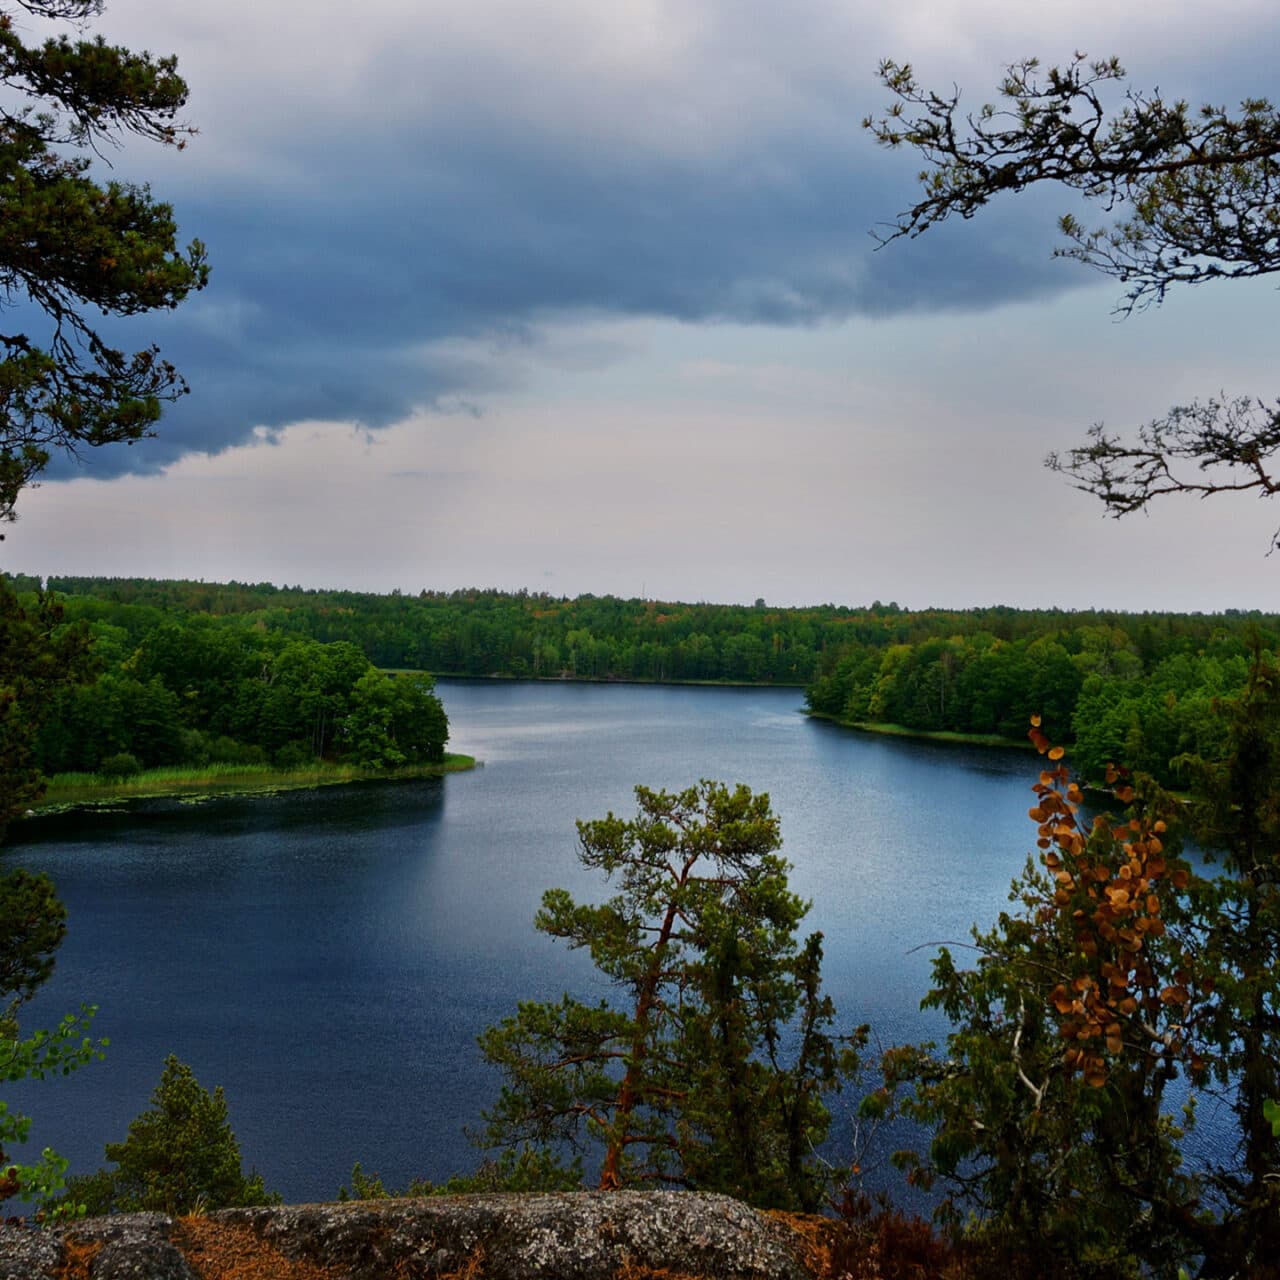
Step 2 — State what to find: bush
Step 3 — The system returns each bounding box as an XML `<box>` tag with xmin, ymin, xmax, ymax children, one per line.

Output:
<box><xmin>179</xmin><ymin>729</ymin><xmax>212</xmax><ymax>766</ymax></box>
<box><xmin>208</xmin><ymin>736</ymin><xmax>268</xmax><ymax>765</ymax></box>
<box><xmin>97</xmin><ymin>753</ymin><xmax>141</xmax><ymax>780</ymax></box>
<box><xmin>273</xmin><ymin>742</ymin><xmax>315</xmax><ymax>769</ymax></box>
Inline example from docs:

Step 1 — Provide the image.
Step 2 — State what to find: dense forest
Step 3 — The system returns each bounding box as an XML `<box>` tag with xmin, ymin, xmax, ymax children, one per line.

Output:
<box><xmin>805</xmin><ymin>617</ymin><xmax>1276</xmax><ymax>787</ymax></box>
<box><xmin>6</xmin><ymin>577</ymin><xmax>449</xmax><ymax>783</ymax></box>
<box><xmin>20</xmin><ymin>574</ymin><xmax>1280</xmax><ymax>789</ymax></box>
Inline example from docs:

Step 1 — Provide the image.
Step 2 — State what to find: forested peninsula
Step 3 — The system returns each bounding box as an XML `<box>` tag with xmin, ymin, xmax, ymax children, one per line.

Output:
<box><xmin>4</xmin><ymin>577</ymin><xmax>460</xmax><ymax>816</ymax></box>
<box><xmin>13</xmin><ymin>575</ymin><xmax>1280</xmax><ymax>795</ymax></box>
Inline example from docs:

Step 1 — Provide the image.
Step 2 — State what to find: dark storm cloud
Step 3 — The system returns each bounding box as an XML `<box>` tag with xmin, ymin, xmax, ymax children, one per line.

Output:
<box><xmin>56</xmin><ymin>0</ymin><xmax>1271</xmax><ymax>481</ymax></box>
<box><xmin>53</xmin><ymin>118</ymin><xmax>1082</xmax><ymax>482</ymax></box>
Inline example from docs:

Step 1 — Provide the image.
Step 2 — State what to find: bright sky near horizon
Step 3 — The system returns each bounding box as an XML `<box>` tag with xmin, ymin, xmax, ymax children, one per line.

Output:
<box><xmin>4</xmin><ymin>0</ymin><xmax>1279</xmax><ymax>611</ymax></box>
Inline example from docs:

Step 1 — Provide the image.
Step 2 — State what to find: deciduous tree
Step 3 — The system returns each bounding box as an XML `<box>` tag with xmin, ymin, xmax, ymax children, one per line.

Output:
<box><xmin>875</xmin><ymin>727</ymin><xmax>1204</xmax><ymax>1275</ymax></box>
<box><xmin>0</xmin><ymin>867</ymin><xmax>103</xmax><ymax>1218</ymax></box>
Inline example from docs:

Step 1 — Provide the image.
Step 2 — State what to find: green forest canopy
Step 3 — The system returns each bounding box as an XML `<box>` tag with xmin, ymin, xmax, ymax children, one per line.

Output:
<box><xmin>11</xmin><ymin>574</ymin><xmax>1278</xmax><ymax>791</ymax></box>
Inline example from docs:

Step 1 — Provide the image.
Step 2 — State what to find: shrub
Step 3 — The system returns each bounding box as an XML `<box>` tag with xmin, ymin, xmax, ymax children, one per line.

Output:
<box><xmin>97</xmin><ymin>753</ymin><xmax>141</xmax><ymax>780</ymax></box>
<box><xmin>273</xmin><ymin>742</ymin><xmax>315</xmax><ymax>769</ymax></box>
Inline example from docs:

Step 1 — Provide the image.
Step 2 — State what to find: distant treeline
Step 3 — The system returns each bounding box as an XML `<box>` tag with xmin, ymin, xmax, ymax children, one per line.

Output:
<box><xmin>33</xmin><ymin>576</ymin><xmax>855</xmax><ymax>684</ymax></box>
<box><xmin>20</xmin><ymin>575</ymin><xmax>1280</xmax><ymax>787</ymax></box>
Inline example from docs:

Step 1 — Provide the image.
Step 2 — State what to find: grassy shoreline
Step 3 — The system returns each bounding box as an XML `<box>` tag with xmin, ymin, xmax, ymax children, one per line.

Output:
<box><xmin>31</xmin><ymin>754</ymin><xmax>477</xmax><ymax>812</ymax></box>
<box><xmin>396</xmin><ymin>670</ymin><xmax>807</xmax><ymax>689</ymax></box>
<box><xmin>806</xmin><ymin>710</ymin><xmax>1034</xmax><ymax>751</ymax></box>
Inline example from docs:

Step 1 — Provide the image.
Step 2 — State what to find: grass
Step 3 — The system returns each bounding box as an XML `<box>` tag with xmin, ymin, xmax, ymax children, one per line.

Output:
<box><xmin>35</xmin><ymin>754</ymin><xmax>477</xmax><ymax>809</ymax></box>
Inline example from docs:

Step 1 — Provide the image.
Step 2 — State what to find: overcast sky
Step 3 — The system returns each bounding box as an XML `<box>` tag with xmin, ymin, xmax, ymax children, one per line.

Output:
<box><xmin>4</xmin><ymin>0</ymin><xmax>1279</xmax><ymax>610</ymax></box>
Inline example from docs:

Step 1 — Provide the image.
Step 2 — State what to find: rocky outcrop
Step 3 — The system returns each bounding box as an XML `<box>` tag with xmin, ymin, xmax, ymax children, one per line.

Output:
<box><xmin>0</xmin><ymin>1191</ymin><xmax>820</xmax><ymax>1279</ymax></box>
<box><xmin>0</xmin><ymin>1212</ymin><xmax>198</xmax><ymax>1280</ymax></box>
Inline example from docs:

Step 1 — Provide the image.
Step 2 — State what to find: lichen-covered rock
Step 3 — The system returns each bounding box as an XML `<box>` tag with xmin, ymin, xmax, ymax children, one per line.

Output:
<box><xmin>0</xmin><ymin>1223</ymin><xmax>62</xmax><ymax>1280</ymax></box>
<box><xmin>218</xmin><ymin>1191</ymin><xmax>811</xmax><ymax>1279</ymax></box>
<box><xmin>0</xmin><ymin>1192</ymin><xmax>815</xmax><ymax>1279</ymax></box>
<box><xmin>78</xmin><ymin>1228</ymin><xmax>198</xmax><ymax>1280</ymax></box>
<box><xmin>0</xmin><ymin>1213</ymin><xmax>197</xmax><ymax>1280</ymax></box>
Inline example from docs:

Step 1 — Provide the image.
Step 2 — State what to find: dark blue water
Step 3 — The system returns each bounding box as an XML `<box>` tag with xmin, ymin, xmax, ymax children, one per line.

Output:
<box><xmin>4</xmin><ymin>681</ymin><xmax>1041</xmax><ymax>1202</ymax></box>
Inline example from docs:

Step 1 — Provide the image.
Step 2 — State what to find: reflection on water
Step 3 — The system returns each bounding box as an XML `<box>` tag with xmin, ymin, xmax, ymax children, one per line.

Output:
<box><xmin>7</xmin><ymin>681</ymin><xmax>1057</xmax><ymax>1203</ymax></box>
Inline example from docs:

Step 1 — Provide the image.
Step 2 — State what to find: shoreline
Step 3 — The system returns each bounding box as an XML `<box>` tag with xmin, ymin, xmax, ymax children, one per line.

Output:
<box><xmin>805</xmin><ymin>710</ymin><xmax>1034</xmax><ymax>751</ymax></box>
<box><xmin>421</xmin><ymin>671</ymin><xmax>807</xmax><ymax>689</ymax></box>
<box><xmin>25</xmin><ymin>754</ymin><xmax>478</xmax><ymax>816</ymax></box>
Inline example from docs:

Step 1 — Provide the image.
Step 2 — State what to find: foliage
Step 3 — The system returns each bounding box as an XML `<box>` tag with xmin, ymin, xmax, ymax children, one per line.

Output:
<box><xmin>337</xmin><ymin>1147</ymin><xmax>582</xmax><ymax>1201</ymax></box>
<box><xmin>42</xmin><ymin>575</ymin><xmax>847</xmax><ymax>683</ymax></box>
<box><xmin>0</xmin><ymin>589</ymin><xmax>94</xmax><ymax>1220</ymax></box>
<box><xmin>875</xmin><ymin>682</ymin><xmax>1280</xmax><ymax>1276</ymax></box>
<box><xmin>1173</xmin><ymin>656</ymin><xmax>1280</xmax><ymax>1271</ymax></box>
<box><xmin>866</xmin><ymin>55</ymin><xmax>1280</xmax><ymax>542</ymax></box>
<box><xmin>479</xmin><ymin>781</ymin><xmax>862</xmax><ymax>1211</ymax></box>
<box><xmin>0</xmin><ymin>868</ymin><xmax>65</xmax><ymax>1030</ymax></box>
<box><xmin>0</xmin><ymin>0</ymin><xmax>207</xmax><ymax>521</ymax></box>
<box><xmin>65</xmin><ymin>1054</ymin><xmax>277</xmax><ymax>1215</ymax></box>
<box><xmin>0</xmin><ymin>579</ymin><xmax>93</xmax><ymax>836</ymax></box>
<box><xmin>865</xmin><ymin>55</ymin><xmax>1280</xmax><ymax>305</ymax></box>
<box><xmin>96</xmin><ymin>751</ymin><xmax>140</xmax><ymax>780</ymax></box>
<box><xmin>807</xmin><ymin>614</ymin><xmax>1270</xmax><ymax>786</ymax></box>
<box><xmin>17</xmin><ymin>577</ymin><xmax>1280</xmax><ymax>792</ymax></box>
<box><xmin>341</xmin><ymin>670</ymin><xmax>448</xmax><ymax>767</ymax></box>
<box><xmin>874</xmin><ymin>726</ymin><xmax>1204</xmax><ymax>1275</ymax></box>
<box><xmin>0</xmin><ymin>867</ymin><xmax>104</xmax><ymax>1220</ymax></box>
<box><xmin>1</xmin><ymin>1006</ymin><xmax>103</xmax><ymax>1218</ymax></box>
<box><xmin>24</xmin><ymin>604</ymin><xmax>450</xmax><ymax>781</ymax></box>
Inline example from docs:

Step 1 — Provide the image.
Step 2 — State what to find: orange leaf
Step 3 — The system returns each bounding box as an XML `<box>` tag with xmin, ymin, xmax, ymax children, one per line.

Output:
<box><xmin>1048</xmin><ymin>745</ymin><xmax>1065</xmax><ymax>761</ymax></box>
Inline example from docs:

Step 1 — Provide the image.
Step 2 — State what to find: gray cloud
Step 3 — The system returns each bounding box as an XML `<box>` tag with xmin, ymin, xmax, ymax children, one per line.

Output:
<box><xmin>56</xmin><ymin>135</ymin><xmax>1078</xmax><ymax>480</ymax></box>
<box><xmin>38</xmin><ymin>0</ymin><xmax>1278</xmax><ymax>480</ymax></box>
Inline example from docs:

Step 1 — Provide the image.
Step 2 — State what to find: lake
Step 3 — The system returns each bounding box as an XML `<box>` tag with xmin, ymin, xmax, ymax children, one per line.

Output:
<box><xmin>6</xmin><ymin>679</ymin><xmax>1049</xmax><ymax>1203</ymax></box>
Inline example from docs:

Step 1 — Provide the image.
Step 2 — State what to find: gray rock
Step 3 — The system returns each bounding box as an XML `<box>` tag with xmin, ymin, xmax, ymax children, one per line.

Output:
<box><xmin>0</xmin><ymin>1214</ymin><xmax>197</xmax><ymax>1280</ymax></box>
<box><xmin>0</xmin><ymin>1192</ymin><xmax>815</xmax><ymax>1279</ymax></box>
<box><xmin>0</xmin><ymin>1224</ymin><xmax>61</xmax><ymax>1280</ymax></box>
<box><xmin>218</xmin><ymin>1191</ymin><xmax>811</xmax><ymax>1279</ymax></box>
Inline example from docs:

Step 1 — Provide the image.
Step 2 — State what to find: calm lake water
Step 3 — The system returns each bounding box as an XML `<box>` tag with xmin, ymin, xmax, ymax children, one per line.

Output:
<box><xmin>7</xmin><ymin>680</ymin><xmax>1052</xmax><ymax>1203</ymax></box>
